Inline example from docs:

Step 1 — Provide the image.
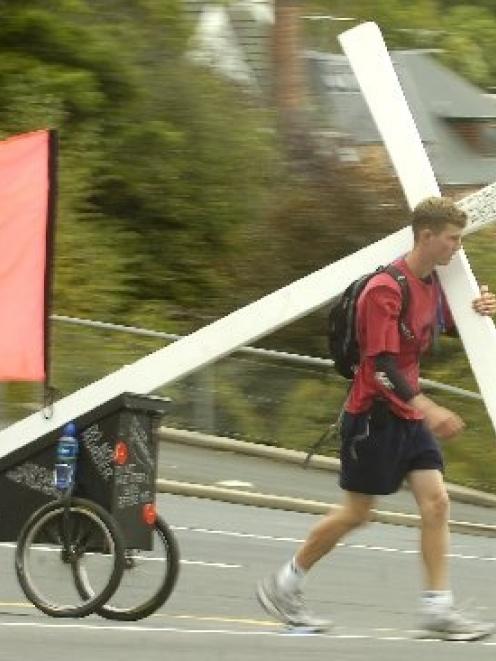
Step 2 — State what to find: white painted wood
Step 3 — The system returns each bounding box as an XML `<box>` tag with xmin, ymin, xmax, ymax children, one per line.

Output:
<box><xmin>0</xmin><ymin>225</ymin><xmax>413</xmax><ymax>459</ymax></box>
<box><xmin>339</xmin><ymin>22</ymin><xmax>440</xmax><ymax>209</ymax></box>
<box><xmin>0</xmin><ymin>22</ymin><xmax>495</xmax><ymax>458</ymax></box>
<box><xmin>339</xmin><ymin>22</ymin><xmax>496</xmax><ymax>433</ymax></box>
<box><xmin>0</xmin><ymin>187</ymin><xmax>494</xmax><ymax>460</ymax></box>
<box><xmin>458</xmin><ymin>183</ymin><xmax>496</xmax><ymax>236</ymax></box>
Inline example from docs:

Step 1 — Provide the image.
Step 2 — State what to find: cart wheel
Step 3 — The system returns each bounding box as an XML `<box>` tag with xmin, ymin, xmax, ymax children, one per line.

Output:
<box><xmin>74</xmin><ymin>514</ymin><xmax>180</xmax><ymax>620</ymax></box>
<box><xmin>15</xmin><ymin>497</ymin><xmax>126</xmax><ymax>618</ymax></box>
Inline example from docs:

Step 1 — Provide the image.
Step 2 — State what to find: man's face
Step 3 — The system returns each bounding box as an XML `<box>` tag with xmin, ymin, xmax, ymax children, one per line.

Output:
<box><xmin>423</xmin><ymin>222</ymin><xmax>464</xmax><ymax>265</ymax></box>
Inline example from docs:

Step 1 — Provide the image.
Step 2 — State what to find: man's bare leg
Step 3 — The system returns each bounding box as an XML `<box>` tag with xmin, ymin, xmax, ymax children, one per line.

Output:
<box><xmin>407</xmin><ymin>469</ymin><xmax>450</xmax><ymax>591</ymax></box>
<box><xmin>256</xmin><ymin>491</ymin><xmax>375</xmax><ymax>629</ymax></box>
<box><xmin>295</xmin><ymin>491</ymin><xmax>376</xmax><ymax>571</ymax></box>
<box><xmin>405</xmin><ymin>468</ymin><xmax>494</xmax><ymax>639</ymax></box>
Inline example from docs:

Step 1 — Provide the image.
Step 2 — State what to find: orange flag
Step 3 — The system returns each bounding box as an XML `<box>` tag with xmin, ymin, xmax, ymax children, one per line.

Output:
<box><xmin>0</xmin><ymin>130</ymin><xmax>56</xmax><ymax>381</ymax></box>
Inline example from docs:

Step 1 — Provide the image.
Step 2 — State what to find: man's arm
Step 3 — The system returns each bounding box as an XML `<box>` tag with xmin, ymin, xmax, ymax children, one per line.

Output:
<box><xmin>438</xmin><ymin>283</ymin><xmax>495</xmax><ymax>338</ymax></box>
<box><xmin>373</xmin><ymin>350</ymin><xmax>465</xmax><ymax>440</ymax></box>
<box><xmin>374</xmin><ymin>353</ymin><xmax>417</xmax><ymax>401</ymax></box>
<box><xmin>472</xmin><ymin>284</ymin><xmax>496</xmax><ymax>316</ymax></box>
<box><xmin>408</xmin><ymin>393</ymin><xmax>465</xmax><ymax>440</ymax></box>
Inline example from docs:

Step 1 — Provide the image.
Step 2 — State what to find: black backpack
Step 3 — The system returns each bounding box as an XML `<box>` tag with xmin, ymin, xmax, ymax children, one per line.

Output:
<box><xmin>327</xmin><ymin>264</ymin><xmax>411</xmax><ymax>379</ymax></box>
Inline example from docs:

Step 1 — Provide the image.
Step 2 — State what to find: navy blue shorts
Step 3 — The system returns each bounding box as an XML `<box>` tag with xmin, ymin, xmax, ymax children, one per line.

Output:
<box><xmin>339</xmin><ymin>401</ymin><xmax>444</xmax><ymax>496</ymax></box>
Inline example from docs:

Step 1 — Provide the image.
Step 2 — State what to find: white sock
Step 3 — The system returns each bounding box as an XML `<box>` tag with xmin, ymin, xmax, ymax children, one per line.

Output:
<box><xmin>276</xmin><ymin>557</ymin><xmax>306</xmax><ymax>593</ymax></box>
<box><xmin>420</xmin><ymin>590</ymin><xmax>454</xmax><ymax>615</ymax></box>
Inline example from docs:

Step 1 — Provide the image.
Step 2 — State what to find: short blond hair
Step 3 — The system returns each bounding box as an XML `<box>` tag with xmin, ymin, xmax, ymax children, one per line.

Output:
<box><xmin>412</xmin><ymin>197</ymin><xmax>467</xmax><ymax>240</ymax></box>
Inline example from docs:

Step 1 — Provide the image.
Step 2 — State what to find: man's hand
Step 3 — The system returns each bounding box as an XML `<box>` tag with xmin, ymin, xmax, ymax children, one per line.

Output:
<box><xmin>472</xmin><ymin>284</ymin><xmax>496</xmax><ymax>316</ymax></box>
<box><xmin>409</xmin><ymin>393</ymin><xmax>465</xmax><ymax>440</ymax></box>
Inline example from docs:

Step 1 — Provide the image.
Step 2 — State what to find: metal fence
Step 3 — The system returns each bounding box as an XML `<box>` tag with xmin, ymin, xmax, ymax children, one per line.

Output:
<box><xmin>1</xmin><ymin>313</ymin><xmax>494</xmax><ymax>491</ymax></box>
<box><xmin>0</xmin><ymin>313</ymin><xmax>484</xmax><ymax>443</ymax></box>
<box><xmin>44</xmin><ymin>315</ymin><xmax>483</xmax><ymax>443</ymax></box>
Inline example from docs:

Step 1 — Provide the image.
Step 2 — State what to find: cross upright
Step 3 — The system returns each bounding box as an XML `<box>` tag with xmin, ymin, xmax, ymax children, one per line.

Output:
<box><xmin>0</xmin><ymin>23</ymin><xmax>495</xmax><ymax>462</ymax></box>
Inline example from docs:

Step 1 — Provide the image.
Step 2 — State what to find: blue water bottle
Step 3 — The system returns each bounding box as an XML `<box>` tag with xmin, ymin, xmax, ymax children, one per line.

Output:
<box><xmin>53</xmin><ymin>422</ymin><xmax>79</xmax><ymax>491</ymax></box>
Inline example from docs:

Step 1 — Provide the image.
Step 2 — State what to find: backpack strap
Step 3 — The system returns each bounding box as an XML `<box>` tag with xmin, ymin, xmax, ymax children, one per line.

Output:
<box><xmin>430</xmin><ymin>269</ymin><xmax>447</xmax><ymax>348</ymax></box>
<box><xmin>431</xmin><ymin>269</ymin><xmax>446</xmax><ymax>330</ymax></box>
<box><xmin>383</xmin><ymin>264</ymin><xmax>414</xmax><ymax>341</ymax></box>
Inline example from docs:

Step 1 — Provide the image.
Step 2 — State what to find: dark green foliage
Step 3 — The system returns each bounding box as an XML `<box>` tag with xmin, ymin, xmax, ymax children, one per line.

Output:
<box><xmin>0</xmin><ymin>0</ymin><xmax>278</xmax><ymax>329</ymax></box>
<box><xmin>305</xmin><ymin>1</ymin><xmax>496</xmax><ymax>90</ymax></box>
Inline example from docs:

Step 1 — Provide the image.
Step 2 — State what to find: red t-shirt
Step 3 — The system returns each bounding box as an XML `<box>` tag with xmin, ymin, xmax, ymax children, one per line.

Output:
<box><xmin>345</xmin><ymin>258</ymin><xmax>452</xmax><ymax>420</ymax></box>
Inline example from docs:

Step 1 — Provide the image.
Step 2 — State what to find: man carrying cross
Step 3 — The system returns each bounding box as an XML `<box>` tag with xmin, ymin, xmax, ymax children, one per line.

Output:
<box><xmin>257</xmin><ymin>196</ymin><xmax>496</xmax><ymax>641</ymax></box>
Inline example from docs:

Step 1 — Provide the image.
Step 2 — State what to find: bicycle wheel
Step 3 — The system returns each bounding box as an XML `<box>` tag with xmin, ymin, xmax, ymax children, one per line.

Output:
<box><xmin>74</xmin><ymin>515</ymin><xmax>180</xmax><ymax>620</ymax></box>
<box><xmin>16</xmin><ymin>497</ymin><xmax>125</xmax><ymax>618</ymax></box>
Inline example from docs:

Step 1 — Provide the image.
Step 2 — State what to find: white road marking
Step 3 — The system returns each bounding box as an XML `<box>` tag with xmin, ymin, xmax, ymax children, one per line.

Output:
<box><xmin>3</xmin><ymin>526</ymin><xmax>492</xmax><ymax>567</ymax></box>
<box><xmin>181</xmin><ymin>560</ymin><xmax>241</xmax><ymax>568</ymax></box>
<box><xmin>0</xmin><ymin>620</ymin><xmax>494</xmax><ymax>645</ymax></box>
<box><xmin>0</xmin><ymin>541</ymin><xmax>240</xmax><ymax>569</ymax></box>
<box><xmin>172</xmin><ymin>525</ymin><xmax>496</xmax><ymax>563</ymax></box>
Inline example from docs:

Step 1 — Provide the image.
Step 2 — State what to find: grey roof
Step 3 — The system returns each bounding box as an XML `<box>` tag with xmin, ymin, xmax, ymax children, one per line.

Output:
<box><xmin>306</xmin><ymin>50</ymin><xmax>496</xmax><ymax>186</ymax></box>
<box><xmin>398</xmin><ymin>50</ymin><xmax>496</xmax><ymax>120</ymax></box>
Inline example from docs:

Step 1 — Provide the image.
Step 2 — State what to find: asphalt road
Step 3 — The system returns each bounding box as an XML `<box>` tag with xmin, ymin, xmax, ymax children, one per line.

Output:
<box><xmin>157</xmin><ymin>440</ymin><xmax>496</xmax><ymax>526</ymax></box>
<box><xmin>1</xmin><ymin>493</ymin><xmax>496</xmax><ymax>660</ymax></box>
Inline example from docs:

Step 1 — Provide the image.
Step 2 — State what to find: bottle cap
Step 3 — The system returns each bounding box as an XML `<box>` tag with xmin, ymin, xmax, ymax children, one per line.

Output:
<box><xmin>63</xmin><ymin>422</ymin><xmax>77</xmax><ymax>437</ymax></box>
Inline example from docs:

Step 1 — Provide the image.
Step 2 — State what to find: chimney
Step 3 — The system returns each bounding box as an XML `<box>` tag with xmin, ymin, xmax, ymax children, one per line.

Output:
<box><xmin>272</xmin><ymin>0</ymin><xmax>305</xmax><ymax>111</ymax></box>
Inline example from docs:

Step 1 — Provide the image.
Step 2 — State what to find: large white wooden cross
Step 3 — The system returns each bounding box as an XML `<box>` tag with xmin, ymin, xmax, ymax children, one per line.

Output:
<box><xmin>338</xmin><ymin>22</ymin><xmax>496</xmax><ymax>424</ymax></box>
<box><xmin>0</xmin><ymin>22</ymin><xmax>494</xmax><ymax>461</ymax></box>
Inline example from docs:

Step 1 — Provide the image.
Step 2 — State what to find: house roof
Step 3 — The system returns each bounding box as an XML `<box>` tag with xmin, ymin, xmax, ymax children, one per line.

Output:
<box><xmin>306</xmin><ymin>50</ymin><xmax>496</xmax><ymax>186</ymax></box>
<box><xmin>398</xmin><ymin>50</ymin><xmax>496</xmax><ymax>120</ymax></box>
<box><xmin>183</xmin><ymin>4</ymin><xmax>496</xmax><ymax>187</ymax></box>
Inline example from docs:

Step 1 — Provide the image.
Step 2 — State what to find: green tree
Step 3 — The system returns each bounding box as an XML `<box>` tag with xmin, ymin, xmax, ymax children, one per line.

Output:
<box><xmin>439</xmin><ymin>6</ymin><xmax>496</xmax><ymax>90</ymax></box>
<box><xmin>437</xmin><ymin>1</ymin><xmax>495</xmax><ymax>14</ymax></box>
<box><xmin>303</xmin><ymin>0</ymin><xmax>441</xmax><ymax>50</ymax></box>
<box><xmin>0</xmin><ymin>0</ymin><xmax>280</xmax><ymax>329</ymax></box>
<box><xmin>304</xmin><ymin>1</ymin><xmax>496</xmax><ymax>90</ymax></box>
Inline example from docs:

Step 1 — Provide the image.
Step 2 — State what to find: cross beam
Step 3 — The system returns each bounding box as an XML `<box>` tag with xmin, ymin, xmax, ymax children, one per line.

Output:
<box><xmin>0</xmin><ymin>25</ymin><xmax>494</xmax><ymax>461</ymax></box>
<box><xmin>0</xmin><ymin>183</ymin><xmax>494</xmax><ymax>462</ymax></box>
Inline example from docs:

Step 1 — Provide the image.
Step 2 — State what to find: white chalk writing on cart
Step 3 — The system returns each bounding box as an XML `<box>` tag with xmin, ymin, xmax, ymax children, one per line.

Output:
<box><xmin>6</xmin><ymin>462</ymin><xmax>59</xmax><ymax>497</ymax></box>
<box><xmin>82</xmin><ymin>424</ymin><xmax>114</xmax><ymax>481</ymax></box>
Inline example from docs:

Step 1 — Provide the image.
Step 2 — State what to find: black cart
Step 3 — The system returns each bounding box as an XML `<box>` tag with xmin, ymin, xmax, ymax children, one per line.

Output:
<box><xmin>1</xmin><ymin>392</ymin><xmax>180</xmax><ymax>620</ymax></box>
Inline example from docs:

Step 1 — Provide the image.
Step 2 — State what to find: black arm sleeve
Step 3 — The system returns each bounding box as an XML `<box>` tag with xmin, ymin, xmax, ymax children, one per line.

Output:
<box><xmin>374</xmin><ymin>352</ymin><xmax>417</xmax><ymax>402</ymax></box>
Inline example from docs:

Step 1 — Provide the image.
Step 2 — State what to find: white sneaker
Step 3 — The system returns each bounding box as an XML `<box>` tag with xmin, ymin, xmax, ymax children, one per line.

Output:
<box><xmin>419</xmin><ymin>607</ymin><xmax>495</xmax><ymax>641</ymax></box>
<box><xmin>256</xmin><ymin>575</ymin><xmax>332</xmax><ymax>631</ymax></box>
